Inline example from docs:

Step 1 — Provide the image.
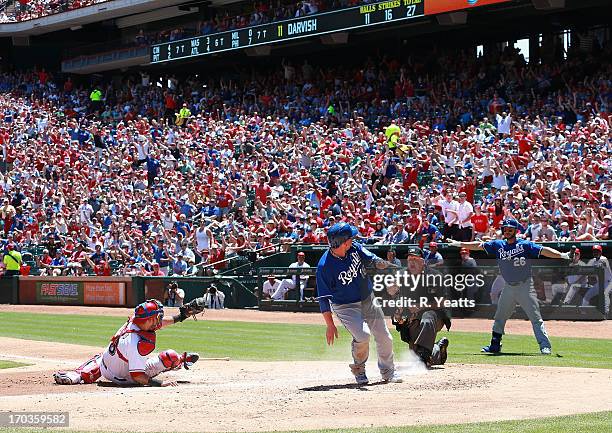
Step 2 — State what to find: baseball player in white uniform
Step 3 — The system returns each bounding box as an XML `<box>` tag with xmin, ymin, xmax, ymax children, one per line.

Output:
<box><xmin>581</xmin><ymin>245</ymin><xmax>612</xmax><ymax>314</ymax></box>
<box><xmin>54</xmin><ymin>299</ymin><xmax>200</xmax><ymax>387</ymax></box>
<box><xmin>272</xmin><ymin>252</ymin><xmax>311</xmax><ymax>300</ymax></box>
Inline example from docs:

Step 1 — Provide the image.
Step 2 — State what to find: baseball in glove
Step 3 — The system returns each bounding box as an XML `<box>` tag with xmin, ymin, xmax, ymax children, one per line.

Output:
<box><xmin>177</xmin><ymin>297</ymin><xmax>206</xmax><ymax>322</ymax></box>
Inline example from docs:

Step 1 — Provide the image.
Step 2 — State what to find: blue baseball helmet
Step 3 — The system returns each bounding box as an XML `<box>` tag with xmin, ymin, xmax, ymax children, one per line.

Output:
<box><xmin>501</xmin><ymin>219</ymin><xmax>521</xmax><ymax>230</ymax></box>
<box><xmin>327</xmin><ymin>222</ymin><xmax>359</xmax><ymax>249</ymax></box>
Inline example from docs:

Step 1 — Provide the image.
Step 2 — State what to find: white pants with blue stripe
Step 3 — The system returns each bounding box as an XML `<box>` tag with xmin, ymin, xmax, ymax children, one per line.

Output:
<box><xmin>493</xmin><ymin>279</ymin><xmax>551</xmax><ymax>350</ymax></box>
<box><xmin>331</xmin><ymin>293</ymin><xmax>395</xmax><ymax>378</ymax></box>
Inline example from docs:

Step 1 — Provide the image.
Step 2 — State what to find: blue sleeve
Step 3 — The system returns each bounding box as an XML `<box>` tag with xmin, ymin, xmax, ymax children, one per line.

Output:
<box><xmin>482</xmin><ymin>240</ymin><xmax>498</xmax><ymax>256</ymax></box>
<box><xmin>316</xmin><ymin>264</ymin><xmax>333</xmax><ymax>313</ymax></box>
<box><xmin>354</xmin><ymin>243</ymin><xmax>379</xmax><ymax>267</ymax></box>
<box><xmin>524</xmin><ymin>241</ymin><xmax>543</xmax><ymax>258</ymax></box>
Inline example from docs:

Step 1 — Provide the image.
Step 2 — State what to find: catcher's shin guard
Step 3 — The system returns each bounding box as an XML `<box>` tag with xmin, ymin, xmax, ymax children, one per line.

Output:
<box><xmin>159</xmin><ymin>349</ymin><xmax>183</xmax><ymax>370</ymax></box>
<box><xmin>76</xmin><ymin>355</ymin><xmax>102</xmax><ymax>384</ymax></box>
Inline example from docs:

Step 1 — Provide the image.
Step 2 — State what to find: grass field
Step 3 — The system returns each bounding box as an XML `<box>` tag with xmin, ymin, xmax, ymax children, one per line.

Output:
<box><xmin>0</xmin><ymin>312</ymin><xmax>611</xmax><ymax>369</ymax></box>
<box><xmin>0</xmin><ymin>360</ymin><xmax>29</xmax><ymax>369</ymax></box>
<box><xmin>277</xmin><ymin>412</ymin><xmax>612</xmax><ymax>433</ymax></box>
<box><xmin>0</xmin><ymin>412</ymin><xmax>610</xmax><ymax>433</ymax></box>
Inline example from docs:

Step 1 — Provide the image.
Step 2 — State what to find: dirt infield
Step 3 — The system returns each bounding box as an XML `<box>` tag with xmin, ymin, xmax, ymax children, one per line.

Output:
<box><xmin>1</xmin><ymin>304</ymin><xmax>610</xmax><ymax>339</ymax></box>
<box><xmin>1</xmin><ymin>336</ymin><xmax>611</xmax><ymax>432</ymax></box>
<box><xmin>1</xmin><ymin>306</ymin><xmax>611</xmax><ymax>432</ymax></box>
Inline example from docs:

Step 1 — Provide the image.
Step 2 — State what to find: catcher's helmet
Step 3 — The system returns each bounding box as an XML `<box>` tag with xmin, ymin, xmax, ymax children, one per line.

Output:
<box><xmin>501</xmin><ymin>219</ymin><xmax>521</xmax><ymax>230</ymax></box>
<box><xmin>327</xmin><ymin>222</ymin><xmax>358</xmax><ymax>249</ymax></box>
<box><xmin>132</xmin><ymin>299</ymin><xmax>164</xmax><ymax>330</ymax></box>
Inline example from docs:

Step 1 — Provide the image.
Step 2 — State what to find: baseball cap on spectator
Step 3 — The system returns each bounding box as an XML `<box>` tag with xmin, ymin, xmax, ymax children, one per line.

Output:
<box><xmin>407</xmin><ymin>247</ymin><xmax>423</xmax><ymax>257</ymax></box>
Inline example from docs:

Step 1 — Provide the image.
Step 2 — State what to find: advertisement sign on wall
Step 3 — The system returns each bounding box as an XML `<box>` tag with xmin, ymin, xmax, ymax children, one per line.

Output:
<box><xmin>36</xmin><ymin>282</ymin><xmax>83</xmax><ymax>304</ymax></box>
<box><xmin>84</xmin><ymin>282</ymin><xmax>125</xmax><ymax>305</ymax></box>
<box><xmin>35</xmin><ymin>281</ymin><xmax>125</xmax><ymax>305</ymax></box>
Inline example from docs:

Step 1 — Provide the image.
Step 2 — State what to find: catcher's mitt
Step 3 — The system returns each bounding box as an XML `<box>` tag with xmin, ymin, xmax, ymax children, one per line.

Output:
<box><xmin>178</xmin><ymin>297</ymin><xmax>206</xmax><ymax>322</ymax></box>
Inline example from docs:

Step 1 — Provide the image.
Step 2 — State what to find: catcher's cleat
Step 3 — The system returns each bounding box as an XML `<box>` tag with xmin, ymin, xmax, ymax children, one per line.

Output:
<box><xmin>54</xmin><ymin>371</ymin><xmax>81</xmax><ymax>385</ymax></box>
<box><xmin>354</xmin><ymin>372</ymin><xmax>369</xmax><ymax>385</ymax></box>
<box><xmin>437</xmin><ymin>337</ymin><xmax>449</xmax><ymax>365</ymax></box>
<box><xmin>481</xmin><ymin>343</ymin><xmax>502</xmax><ymax>354</ymax></box>
<box><xmin>182</xmin><ymin>352</ymin><xmax>199</xmax><ymax>370</ymax></box>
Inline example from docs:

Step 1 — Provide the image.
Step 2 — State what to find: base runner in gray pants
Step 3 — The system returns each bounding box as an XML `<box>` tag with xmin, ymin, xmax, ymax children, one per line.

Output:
<box><xmin>448</xmin><ymin>219</ymin><xmax>571</xmax><ymax>355</ymax></box>
<box><xmin>332</xmin><ymin>293</ymin><xmax>394</xmax><ymax>381</ymax></box>
<box><xmin>316</xmin><ymin>222</ymin><xmax>403</xmax><ymax>385</ymax></box>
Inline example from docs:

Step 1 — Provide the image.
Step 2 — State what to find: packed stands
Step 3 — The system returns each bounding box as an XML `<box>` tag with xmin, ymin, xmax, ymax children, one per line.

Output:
<box><xmin>0</xmin><ymin>0</ymin><xmax>360</xmax><ymax>25</ymax></box>
<box><xmin>0</xmin><ymin>39</ymin><xmax>610</xmax><ymax>276</ymax></box>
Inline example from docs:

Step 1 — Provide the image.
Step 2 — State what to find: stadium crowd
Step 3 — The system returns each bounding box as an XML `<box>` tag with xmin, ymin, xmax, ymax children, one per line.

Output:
<box><xmin>0</xmin><ymin>0</ymin><xmax>362</xmax><ymax>25</ymax></box>
<box><xmin>0</xmin><ymin>0</ymin><xmax>109</xmax><ymax>22</ymax></box>
<box><xmin>0</xmin><ymin>41</ymin><xmax>610</xmax><ymax>276</ymax></box>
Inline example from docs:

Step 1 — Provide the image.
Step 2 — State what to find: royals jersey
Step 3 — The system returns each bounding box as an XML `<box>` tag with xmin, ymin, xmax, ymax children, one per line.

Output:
<box><xmin>100</xmin><ymin>321</ymin><xmax>155</xmax><ymax>383</ymax></box>
<box><xmin>316</xmin><ymin>242</ymin><xmax>378</xmax><ymax>313</ymax></box>
<box><xmin>482</xmin><ymin>239</ymin><xmax>542</xmax><ymax>283</ymax></box>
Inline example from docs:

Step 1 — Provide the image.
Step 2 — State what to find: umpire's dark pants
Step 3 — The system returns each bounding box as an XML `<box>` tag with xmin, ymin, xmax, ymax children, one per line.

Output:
<box><xmin>408</xmin><ymin>310</ymin><xmax>446</xmax><ymax>365</ymax></box>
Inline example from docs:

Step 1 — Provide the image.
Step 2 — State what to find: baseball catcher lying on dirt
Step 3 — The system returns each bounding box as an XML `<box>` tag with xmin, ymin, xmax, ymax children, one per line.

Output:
<box><xmin>53</xmin><ymin>298</ymin><xmax>205</xmax><ymax>387</ymax></box>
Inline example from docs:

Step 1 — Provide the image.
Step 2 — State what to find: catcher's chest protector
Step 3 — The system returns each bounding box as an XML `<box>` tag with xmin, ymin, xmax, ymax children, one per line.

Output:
<box><xmin>110</xmin><ymin>321</ymin><xmax>157</xmax><ymax>357</ymax></box>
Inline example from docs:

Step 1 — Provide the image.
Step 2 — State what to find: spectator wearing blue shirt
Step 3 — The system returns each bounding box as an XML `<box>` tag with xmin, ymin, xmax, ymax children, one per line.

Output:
<box><xmin>49</xmin><ymin>249</ymin><xmax>68</xmax><ymax>276</ymax></box>
<box><xmin>153</xmin><ymin>239</ymin><xmax>171</xmax><ymax>275</ymax></box>
<box><xmin>417</xmin><ymin>218</ymin><xmax>441</xmax><ymax>245</ymax></box>
<box><xmin>146</xmin><ymin>155</ymin><xmax>160</xmax><ymax>189</ymax></box>
<box><xmin>179</xmin><ymin>199</ymin><xmax>195</xmax><ymax>218</ymax></box>
<box><xmin>423</xmin><ymin>242</ymin><xmax>444</xmax><ymax>268</ymax></box>
<box><xmin>174</xmin><ymin>215</ymin><xmax>191</xmax><ymax>237</ymax></box>
<box><xmin>171</xmin><ymin>252</ymin><xmax>188</xmax><ymax>276</ymax></box>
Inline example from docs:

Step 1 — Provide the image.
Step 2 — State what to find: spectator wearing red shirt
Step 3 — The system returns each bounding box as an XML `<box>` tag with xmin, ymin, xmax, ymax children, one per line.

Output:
<box><xmin>359</xmin><ymin>219</ymin><xmax>376</xmax><ymax>238</ymax></box>
<box><xmin>147</xmin><ymin>263</ymin><xmax>165</xmax><ymax>276</ymax></box>
<box><xmin>164</xmin><ymin>91</ymin><xmax>177</xmax><ymax>125</ymax></box>
<box><xmin>217</xmin><ymin>189</ymin><xmax>234</xmax><ymax>216</ymax></box>
<box><xmin>36</xmin><ymin>249</ymin><xmax>53</xmax><ymax>275</ymax></box>
<box><xmin>255</xmin><ymin>178</ymin><xmax>271</xmax><ymax>205</ymax></box>
<box><xmin>471</xmin><ymin>206</ymin><xmax>489</xmax><ymax>240</ymax></box>
<box><xmin>302</xmin><ymin>227</ymin><xmax>318</xmax><ymax>244</ymax></box>
<box><xmin>93</xmin><ymin>260</ymin><xmax>112</xmax><ymax>276</ymax></box>
<box><xmin>458</xmin><ymin>176</ymin><xmax>477</xmax><ymax>204</ymax></box>
<box><xmin>405</xmin><ymin>208</ymin><xmax>421</xmax><ymax>236</ymax></box>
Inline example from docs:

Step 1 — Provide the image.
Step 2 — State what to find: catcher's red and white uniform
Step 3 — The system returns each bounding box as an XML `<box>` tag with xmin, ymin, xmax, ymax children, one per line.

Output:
<box><xmin>100</xmin><ymin>321</ymin><xmax>170</xmax><ymax>384</ymax></box>
<box><xmin>54</xmin><ymin>299</ymin><xmax>189</xmax><ymax>386</ymax></box>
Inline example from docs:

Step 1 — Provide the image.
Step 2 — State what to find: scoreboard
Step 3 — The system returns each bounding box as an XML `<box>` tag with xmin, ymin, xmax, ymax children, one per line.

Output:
<box><xmin>151</xmin><ymin>0</ymin><xmax>425</xmax><ymax>63</ymax></box>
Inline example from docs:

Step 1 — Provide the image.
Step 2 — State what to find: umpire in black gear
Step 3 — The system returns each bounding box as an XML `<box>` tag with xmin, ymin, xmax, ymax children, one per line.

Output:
<box><xmin>391</xmin><ymin>247</ymin><xmax>450</xmax><ymax>367</ymax></box>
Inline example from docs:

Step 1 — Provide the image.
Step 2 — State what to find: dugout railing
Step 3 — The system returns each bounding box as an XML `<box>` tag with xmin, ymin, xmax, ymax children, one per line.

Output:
<box><xmin>254</xmin><ymin>264</ymin><xmax>608</xmax><ymax>320</ymax></box>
